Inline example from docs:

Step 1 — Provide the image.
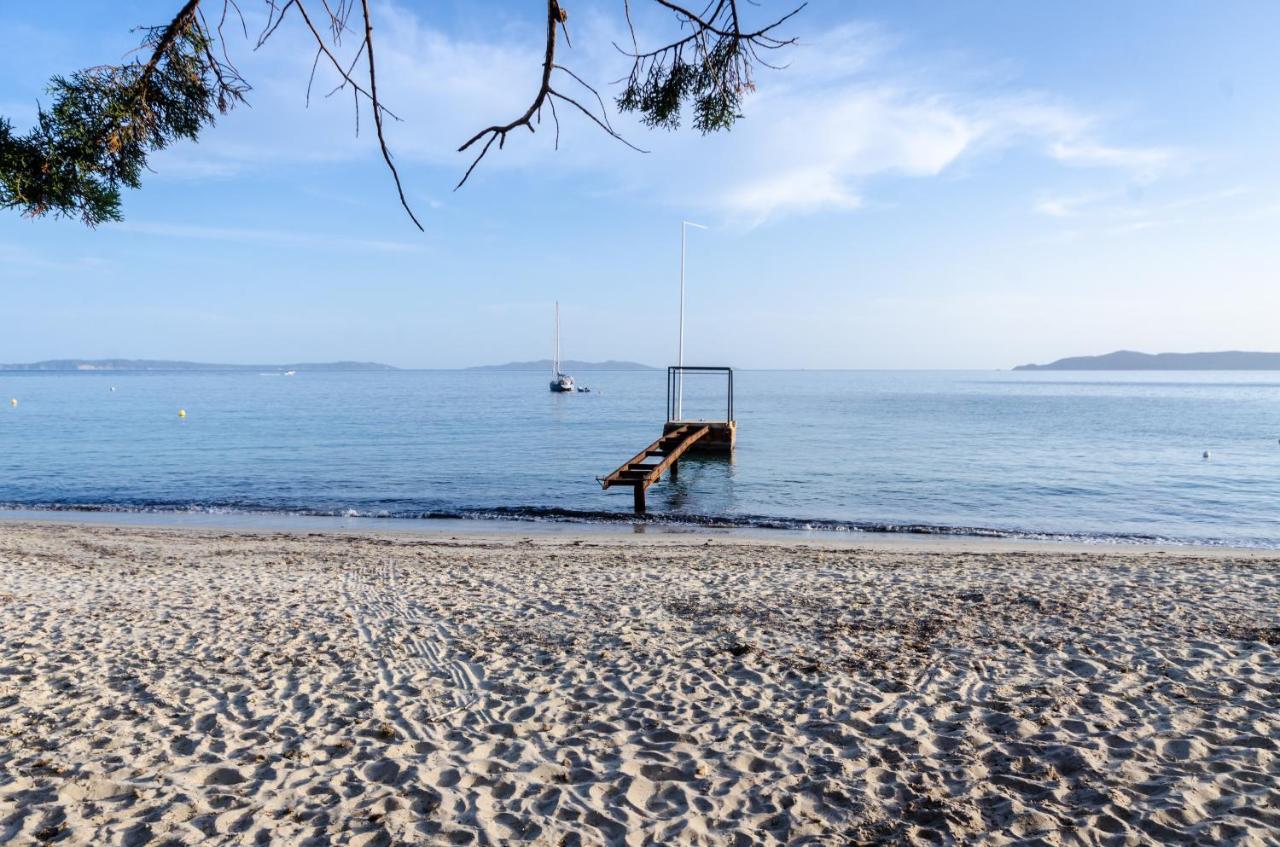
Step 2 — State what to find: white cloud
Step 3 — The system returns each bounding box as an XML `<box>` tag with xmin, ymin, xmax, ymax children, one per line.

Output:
<box><xmin>1034</xmin><ymin>198</ymin><xmax>1072</xmax><ymax>217</ymax></box>
<box><xmin>586</xmin><ymin>24</ymin><xmax>1180</xmax><ymax>224</ymax></box>
<box><xmin>0</xmin><ymin>242</ymin><xmax>110</xmax><ymax>273</ymax></box>
<box><xmin>144</xmin><ymin>2</ymin><xmax>593</xmax><ymax>184</ymax></box>
<box><xmin>1032</xmin><ymin>191</ymin><xmax>1112</xmax><ymax>218</ymax></box>
<box><xmin>708</xmin><ymin>92</ymin><xmax>977</xmax><ymax>223</ymax></box>
<box><xmin>1048</xmin><ymin>141</ymin><xmax>1175</xmax><ymax>176</ymax></box>
<box><xmin>146</xmin><ymin>3</ymin><xmax>1183</xmax><ymax>225</ymax></box>
<box><xmin>1033</xmin><ymin>186</ymin><xmax>1251</xmax><ymax>234</ymax></box>
<box><xmin>110</xmin><ymin>222</ymin><xmax>430</xmax><ymax>253</ymax></box>
<box><xmin>723</xmin><ymin>169</ymin><xmax>863</xmax><ymax>220</ymax></box>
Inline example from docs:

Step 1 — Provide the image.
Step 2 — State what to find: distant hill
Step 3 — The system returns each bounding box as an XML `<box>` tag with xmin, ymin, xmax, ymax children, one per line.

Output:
<box><xmin>466</xmin><ymin>359</ymin><xmax>658</xmax><ymax>371</ymax></box>
<box><xmin>0</xmin><ymin>359</ymin><xmax>398</xmax><ymax>372</ymax></box>
<box><xmin>1014</xmin><ymin>351</ymin><xmax>1280</xmax><ymax>371</ymax></box>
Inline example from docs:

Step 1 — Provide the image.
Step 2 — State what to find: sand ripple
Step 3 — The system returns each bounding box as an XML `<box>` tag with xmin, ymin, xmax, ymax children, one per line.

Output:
<box><xmin>1</xmin><ymin>525</ymin><xmax>1277</xmax><ymax>844</ymax></box>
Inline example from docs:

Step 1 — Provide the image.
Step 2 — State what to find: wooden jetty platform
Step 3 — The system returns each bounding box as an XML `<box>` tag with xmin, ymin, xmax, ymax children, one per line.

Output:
<box><xmin>599</xmin><ymin>366</ymin><xmax>735</xmax><ymax>515</ymax></box>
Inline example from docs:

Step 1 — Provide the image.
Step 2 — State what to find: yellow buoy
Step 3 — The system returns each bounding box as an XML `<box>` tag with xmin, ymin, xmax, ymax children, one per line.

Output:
<box><xmin>178</xmin><ymin>408</ymin><xmax>187</xmax><ymax>418</ymax></box>
<box><xmin>8</xmin><ymin>398</ymin><xmax>15</xmax><ymax>407</ymax></box>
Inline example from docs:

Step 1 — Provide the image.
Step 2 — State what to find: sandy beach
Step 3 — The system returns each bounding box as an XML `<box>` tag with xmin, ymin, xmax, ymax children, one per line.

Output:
<box><xmin>1</xmin><ymin>522</ymin><xmax>1277</xmax><ymax>845</ymax></box>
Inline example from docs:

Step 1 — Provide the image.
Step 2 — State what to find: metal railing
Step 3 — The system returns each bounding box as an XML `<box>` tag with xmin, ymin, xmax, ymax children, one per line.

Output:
<box><xmin>667</xmin><ymin>366</ymin><xmax>734</xmax><ymax>423</ymax></box>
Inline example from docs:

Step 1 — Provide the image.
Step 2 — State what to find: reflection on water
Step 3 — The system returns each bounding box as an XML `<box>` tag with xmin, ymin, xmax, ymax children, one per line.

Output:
<box><xmin>1</xmin><ymin>369</ymin><xmax>1278</xmax><ymax>546</ymax></box>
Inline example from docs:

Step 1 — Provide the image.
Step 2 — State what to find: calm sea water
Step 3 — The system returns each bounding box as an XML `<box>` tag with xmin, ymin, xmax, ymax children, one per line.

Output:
<box><xmin>1</xmin><ymin>369</ymin><xmax>1278</xmax><ymax>547</ymax></box>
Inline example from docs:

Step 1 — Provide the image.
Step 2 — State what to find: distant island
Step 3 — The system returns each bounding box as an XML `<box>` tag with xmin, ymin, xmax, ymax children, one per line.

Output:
<box><xmin>1015</xmin><ymin>350</ymin><xmax>1280</xmax><ymax>371</ymax></box>
<box><xmin>466</xmin><ymin>359</ymin><xmax>658</xmax><ymax>371</ymax></box>
<box><xmin>0</xmin><ymin>359</ymin><xmax>398</xmax><ymax>372</ymax></box>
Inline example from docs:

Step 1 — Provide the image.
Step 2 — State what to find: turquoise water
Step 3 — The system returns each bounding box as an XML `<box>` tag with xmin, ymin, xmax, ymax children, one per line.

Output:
<box><xmin>1</xmin><ymin>369</ymin><xmax>1278</xmax><ymax>546</ymax></box>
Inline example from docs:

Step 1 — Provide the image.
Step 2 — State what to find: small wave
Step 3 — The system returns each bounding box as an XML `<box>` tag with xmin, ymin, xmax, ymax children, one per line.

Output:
<box><xmin>0</xmin><ymin>499</ymin><xmax>1261</xmax><ymax>548</ymax></box>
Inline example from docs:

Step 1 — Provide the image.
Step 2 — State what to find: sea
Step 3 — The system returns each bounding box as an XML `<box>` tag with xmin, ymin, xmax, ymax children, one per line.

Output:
<box><xmin>1</xmin><ymin>368</ymin><xmax>1278</xmax><ymax>547</ymax></box>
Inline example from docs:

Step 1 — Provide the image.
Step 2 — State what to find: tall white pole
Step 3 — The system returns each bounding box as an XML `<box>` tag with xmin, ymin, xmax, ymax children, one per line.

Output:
<box><xmin>677</xmin><ymin>220</ymin><xmax>706</xmax><ymax>420</ymax></box>
<box><xmin>678</xmin><ymin>225</ymin><xmax>686</xmax><ymax>419</ymax></box>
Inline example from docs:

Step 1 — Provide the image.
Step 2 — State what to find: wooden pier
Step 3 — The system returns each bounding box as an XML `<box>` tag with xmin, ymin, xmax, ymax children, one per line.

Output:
<box><xmin>599</xmin><ymin>366</ymin><xmax>735</xmax><ymax>515</ymax></box>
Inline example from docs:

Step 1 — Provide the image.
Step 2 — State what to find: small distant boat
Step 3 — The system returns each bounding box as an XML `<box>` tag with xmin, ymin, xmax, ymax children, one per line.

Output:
<box><xmin>284</xmin><ymin>370</ymin><xmax>297</xmax><ymax>377</ymax></box>
<box><xmin>550</xmin><ymin>302</ymin><xmax>575</xmax><ymax>393</ymax></box>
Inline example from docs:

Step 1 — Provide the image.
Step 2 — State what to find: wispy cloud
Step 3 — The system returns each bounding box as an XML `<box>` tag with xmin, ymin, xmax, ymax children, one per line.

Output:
<box><xmin>0</xmin><ymin>242</ymin><xmax>110</xmax><ymax>273</ymax></box>
<box><xmin>140</xmin><ymin>4</ymin><xmax>1184</xmax><ymax>226</ymax></box>
<box><xmin>1048</xmin><ymin>141</ymin><xmax>1176</xmax><ymax>178</ymax></box>
<box><xmin>709</xmin><ymin>86</ymin><xmax>978</xmax><ymax>222</ymax></box>
<box><xmin>1033</xmin><ymin>186</ymin><xmax>1251</xmax><ymax>234</ymax></box>
<box><xmin>110</xmin><ymin>222</ymin><xmax>430</xmax><ymax>253</ymax></box>
<box><xmin>1033</xmin><ymin>191</ymin><xmax>1112</xmax><ymax>218</ymax></box>
<box><xmin>677</xmin><ymin>25</ymin><xmax>1182</xmax><ymax>224</ymax></box>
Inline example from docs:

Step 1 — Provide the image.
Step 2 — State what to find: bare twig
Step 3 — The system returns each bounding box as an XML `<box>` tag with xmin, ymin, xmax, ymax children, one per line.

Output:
<box><xmin>427</xmin><ymin>697</ymin><xmax>480</xmax><ymax>724</ymax></box>
<box><xmin>76</xmin><ymin>0</ymin><xmax>802</xmax><ymax>228</ymax></box>
<box><xmin>548</xmin><ymin>94</ymin><xmax>560</xmax><ymax>150</ymax></box>
<box><xmin>455</xmin><ymin>0</ymin><xmax>646</xmax><ymax>189</ymax></box>
<box><xmin>287</xmin><ymin>1</ymin><xmax>398</xmax><ymax>120</ymax></box>
<box><xmin>455</xmin><ymin>0</ymin><xmax>562</xmax><ymax>189</ymax></box>
<box><xmin>358</xmin><ymin>0</ymin><xmax>422</xmax><ymax>229</ymax></box>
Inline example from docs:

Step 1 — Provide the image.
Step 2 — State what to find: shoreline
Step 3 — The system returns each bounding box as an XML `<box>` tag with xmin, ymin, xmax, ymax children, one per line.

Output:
<box><xmin>1</xmin><ymin>507</ymin><xmax>1275</xmax><ymax>557</ymax></box>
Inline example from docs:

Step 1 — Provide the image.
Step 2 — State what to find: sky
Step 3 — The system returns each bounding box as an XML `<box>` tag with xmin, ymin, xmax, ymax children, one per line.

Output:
<box><xmin>3</xmin><ymin>0</ymin><xmax>1279</xmax><ymax>369</ymax></box>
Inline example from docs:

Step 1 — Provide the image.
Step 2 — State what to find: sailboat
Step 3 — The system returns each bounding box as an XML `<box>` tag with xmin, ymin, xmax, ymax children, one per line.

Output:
<box><xmin>549</xmin><ymin>302</ymin><xmax>575</xmax><ymax>393</ymax></box>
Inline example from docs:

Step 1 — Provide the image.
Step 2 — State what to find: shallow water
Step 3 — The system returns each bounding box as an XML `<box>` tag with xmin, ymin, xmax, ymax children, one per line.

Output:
<box><xmin>1</xmin><ymin>369</ymin><xmax>1278</xmax><ymax>546</ymax></box>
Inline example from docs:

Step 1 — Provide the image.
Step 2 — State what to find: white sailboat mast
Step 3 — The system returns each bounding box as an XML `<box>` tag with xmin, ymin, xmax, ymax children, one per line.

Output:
<box><xmin>677</xmin><ymin>221</ymin><xmax>707</xmax><ymax>419</ymax></box>
<box><xmin>553</xmin><ymin>301</ymin><xmax>560</xmax><ymax>376</ymax></box>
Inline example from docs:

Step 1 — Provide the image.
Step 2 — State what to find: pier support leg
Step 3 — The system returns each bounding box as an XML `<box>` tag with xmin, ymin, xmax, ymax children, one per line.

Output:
<box><xmin>670</xmin><ymin>461</ymin><xmax>679</xmax><ymax>482</ymax></box>
<box><xmin>633</xmin><ymin>485</ymin><xmax>646</xmax><ymax>515</ymax></box>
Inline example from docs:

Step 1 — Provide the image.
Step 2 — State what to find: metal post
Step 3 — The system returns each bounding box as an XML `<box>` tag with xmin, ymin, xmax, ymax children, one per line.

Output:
<box><xmin>728</xmin><ymin>369</ymin><xmax>734</xmax><ymax>421</ymax></box>
<box><xmin>677</xmin><ymin>221</ymin><xmax>706</xmax><ymax>420</ymax></box>
<box><xmin>672</xmin><ymin>368</ymin><xmax>677</xmax><ymax>421</ymax></box>
<box><xmin>677</xmin><ymin>224</ymin><xmax>685</xmax><ymax>420</ymax></box>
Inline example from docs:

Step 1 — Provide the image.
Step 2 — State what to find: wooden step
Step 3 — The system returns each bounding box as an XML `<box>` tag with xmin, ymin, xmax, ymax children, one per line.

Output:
<box><xmin>599</xmin><ymin>425</ymin><xmax>713</xmax><ymax>513</ymax></box>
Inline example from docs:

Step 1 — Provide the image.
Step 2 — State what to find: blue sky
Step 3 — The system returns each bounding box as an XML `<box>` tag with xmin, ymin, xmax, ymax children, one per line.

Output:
<box><xmin>3</xmin><ymin>1</ymin><xmax>1279</xmax><ymax>368</ymax></box>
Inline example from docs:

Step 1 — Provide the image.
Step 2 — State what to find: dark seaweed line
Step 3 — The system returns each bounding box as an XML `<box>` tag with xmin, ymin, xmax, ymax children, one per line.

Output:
<box><xmin>0</xmin><ymin>498</ymin><xmax>1255</xmax><ymax>548</ymax></box>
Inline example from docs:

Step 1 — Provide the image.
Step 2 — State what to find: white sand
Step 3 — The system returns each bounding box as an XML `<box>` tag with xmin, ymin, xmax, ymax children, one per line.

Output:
<box><xmin>1</xmin><ymin>522</ymin><xmax>1277</xmax><ymax>845</ymax></box>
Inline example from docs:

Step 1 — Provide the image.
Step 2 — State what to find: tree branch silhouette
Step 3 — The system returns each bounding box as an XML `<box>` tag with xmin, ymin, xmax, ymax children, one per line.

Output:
<box><xmin>1</xmin><ymin>0</ymin><xmax>803</xmax><ymax>228</ymax></box>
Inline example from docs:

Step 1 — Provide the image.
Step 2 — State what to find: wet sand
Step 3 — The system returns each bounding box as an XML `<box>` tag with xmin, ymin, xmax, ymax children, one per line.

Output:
<box><xmin>1</xmin><ymin>522</ymin><xmax>1277</xmax><ymax>845</ymax></box>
